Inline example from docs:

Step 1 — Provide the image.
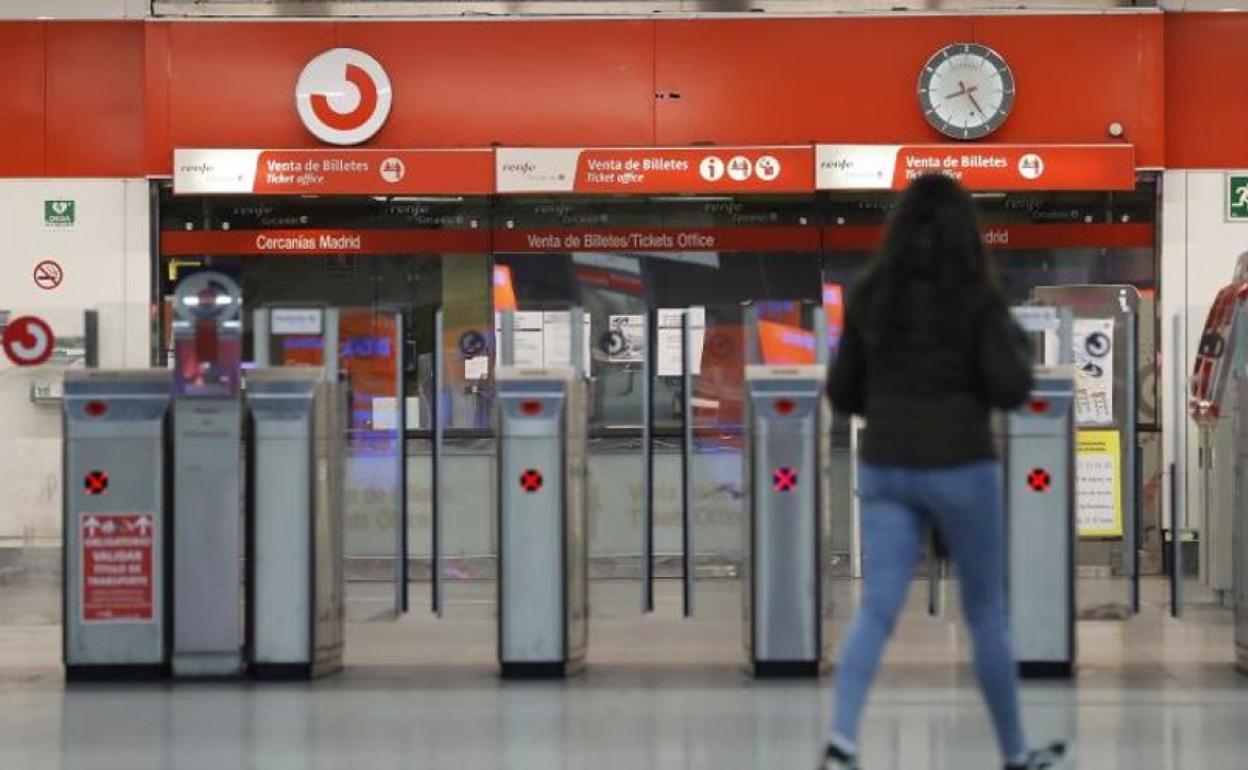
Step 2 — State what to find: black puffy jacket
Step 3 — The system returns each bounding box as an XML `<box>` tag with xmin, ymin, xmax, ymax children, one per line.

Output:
<box><xmin>828</xmin><ymin>282</ymin><xmax>1033</xmax><ymax>467</ymax></box>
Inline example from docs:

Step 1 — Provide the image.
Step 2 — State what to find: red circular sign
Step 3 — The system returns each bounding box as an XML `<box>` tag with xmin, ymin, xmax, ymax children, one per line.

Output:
<box><xmin>295</xmin><ymin>49</ymin><xmax>392</xmax><ymax>146</ymax></box>
<box><xmin>2</xmin><ymin>315</ymin><xmax>55</xmax><ymax>367</ymax></box>
<box><xmin>32</xmin><ymin>259</ymin><xmax>63</xmax><ymax>291</ymax></box>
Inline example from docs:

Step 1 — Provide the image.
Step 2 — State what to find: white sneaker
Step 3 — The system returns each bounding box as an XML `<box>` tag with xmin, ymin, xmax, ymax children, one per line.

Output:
<box><xmin>820</xmin><ymin>743</ymin><xmax>861</xmax><ymax>770</ymax></box>
<box><xmin>1005</xmin><ymin>741</ymin><xmax>1068</xmax><ymax>770</ymax></box>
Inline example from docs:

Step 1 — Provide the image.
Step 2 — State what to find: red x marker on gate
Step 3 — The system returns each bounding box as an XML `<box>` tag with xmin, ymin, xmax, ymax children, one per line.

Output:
<box><xmin>1026</xmin><ymin>468</ymin><xmax>1052</xmax><ymax>493</ymax></box>
<box><xmin>84</xmin><ymin>471</ymin><xmax>109</xmax><ymax>496</ymax></box>
<box><xmin>772</xmin><ymin>467</ymin><xmax>798</xmax><ymax>493</ymax></box>
<box><xmin>520</xmin><ymin>469</ymin><xmax>544</xmax><ymax>493</ymax></box>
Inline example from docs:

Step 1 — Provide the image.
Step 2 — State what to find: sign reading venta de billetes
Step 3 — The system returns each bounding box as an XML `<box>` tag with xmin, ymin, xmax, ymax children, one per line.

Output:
<box><xmin>496</xmin><ymin>147</ymin><xmax>814</xmax><ymax>194</ymax></box>
<box><xmin>173</xmin><ymin>149</ymin><xmax>494</xmax><ymax>195</ymax></box>
<box><xmin>816</xmin><ymin>144</ymin><xmax>1137</xmax><ymax>191</ymax></box>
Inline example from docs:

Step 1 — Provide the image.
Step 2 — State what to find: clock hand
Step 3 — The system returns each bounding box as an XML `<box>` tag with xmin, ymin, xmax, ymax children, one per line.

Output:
<box><xmin>967</xmin><ymin>90</ymin><xmax>985</xmax><ymax>115</ymax></box>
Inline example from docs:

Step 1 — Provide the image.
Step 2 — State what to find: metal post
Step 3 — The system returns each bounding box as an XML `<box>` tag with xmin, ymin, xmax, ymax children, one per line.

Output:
<box><xmin>432</xmin><ymin>309</ymin><xmax>445</xmax><ymax>617</ymax></box>
<box><xmin>681</xmin><ymin>309</ymin><xmax>695</xmax><ymax>618</ymax></box>
<box><xmin>744</xmin><ymin>304</ymin><xmax>761</xmax><ymax>366</ymax></box>
<box><xmin>642</xmin><ymin>310</ymin><xmax>655</xmax><ymax>614</ymax></box>
<box><xmin>83</xmin><ymin>309</ymin><xmax>99</xmax><ymax>369</ymax></box>
<box><xmin>1126</xmin><ymin>301</ymin><xmax>1140</xmax><ymax>615</ymax></box>
<box><xmin>570</xmin><ymin>306</ymin><xmax>585</xmax><ymax>377</ymax></box>
<box><xmin>813</xmin><ymin>306</ymin><xmax>829</xmax><ymax>367</ymax></box>
<box><xmin>501</xmin><ymin>310</ymin><xmax>516</xmax><ymax>367</ymax></box>
<box><xmin>1170</xmin><ymin>312</ymin><xmax>1186</xmax><ymax>618</ymax></box>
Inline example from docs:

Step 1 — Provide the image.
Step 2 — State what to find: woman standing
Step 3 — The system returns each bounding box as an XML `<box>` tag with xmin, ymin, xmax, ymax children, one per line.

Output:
<box><xmin>820</xmin><ymin>174</ymin><xmax>1067</xmax><ymax>770</ymax></box>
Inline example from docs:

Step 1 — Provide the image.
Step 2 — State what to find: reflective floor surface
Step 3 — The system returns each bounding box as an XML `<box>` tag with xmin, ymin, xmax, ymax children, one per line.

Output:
<box><xmin>1</xmin><ymin>578</ymin><xmax>1246</xmax><ymax>770</ymax></box>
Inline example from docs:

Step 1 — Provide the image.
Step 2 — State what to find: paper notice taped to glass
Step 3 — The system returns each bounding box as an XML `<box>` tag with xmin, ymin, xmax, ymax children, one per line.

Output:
<box><xmin>657</xmin><ymin>307</ymin><xmax>705</xmax><ymax>377</ymax></box>
<box><xmin>606</xmin><ymin>314</ymin><xmax>645</xmax><ymax>363</ymax></box>
<box><xmin>495</xmin><ymin>311</ymin><xmax>591</xmax><ymax>369</ymax></box>
<box><xmin>1045</xmin><ymin>317</ymin><xmax>1114</xmax><ymax>427</ymax></box>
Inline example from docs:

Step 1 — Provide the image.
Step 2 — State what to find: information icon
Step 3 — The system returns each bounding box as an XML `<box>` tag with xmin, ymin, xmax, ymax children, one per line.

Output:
<box><xmin>699</xmin><ymin>156</ymin><xmax>725</xmax><ymax>182</ymax></box>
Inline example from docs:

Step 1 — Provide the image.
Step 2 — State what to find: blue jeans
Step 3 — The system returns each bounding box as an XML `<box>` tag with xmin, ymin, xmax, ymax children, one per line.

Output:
<box><xmin>830</xmin><ymin>461</ymin><xmax>1026</xmax><ymax>760</ymax></box>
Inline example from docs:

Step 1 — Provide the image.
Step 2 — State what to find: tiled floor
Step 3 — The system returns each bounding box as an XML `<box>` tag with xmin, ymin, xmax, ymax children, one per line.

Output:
<box><xmin>1</xmin><ymin>577</ymin><xmax>1246</xmax><ymax>769</ymax></box>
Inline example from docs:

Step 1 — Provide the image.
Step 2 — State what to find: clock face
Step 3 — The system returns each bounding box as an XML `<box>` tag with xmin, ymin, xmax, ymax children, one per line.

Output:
<box><xmin>918</xmin><ymin>44</ymin><xmax>1015</xmax><ymax>141</ymax></box>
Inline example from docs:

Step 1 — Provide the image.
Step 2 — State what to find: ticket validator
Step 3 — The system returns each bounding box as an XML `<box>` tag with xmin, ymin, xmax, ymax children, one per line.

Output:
<box><xmin>1005</xmin><ymin>366</ymin><xmax>1077</xmax><ymax>678</ymax></box>
<box><xmin>63</xmin><ymin>370</ymin><xmax>172</xmax><ymax>679</ymax></box>
<box><xmin>495</xmin><ymin>365</ymin><xmax>589</xmax><ymax>678</ymax></box>
<box><xmin>170</xmin><ymin>272</ymin><xmax>246</xmax><ymax>677</ymax></box>
<box><xmin>742</xmin><ymin>364</ymin><xmax>831</xmax><ymax>677</ymax></box>
<box><xmin>245</xmin><ymin>368</ymin><xmax>347</xmax><ymax>678</ymax></box>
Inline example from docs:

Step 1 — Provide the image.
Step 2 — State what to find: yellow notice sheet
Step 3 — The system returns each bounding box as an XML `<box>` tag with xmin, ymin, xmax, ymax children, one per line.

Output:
<box><xmin>1076</xmin><ymin>430</ymin><xmax>1123</xmax><ymax>538</ymax></box>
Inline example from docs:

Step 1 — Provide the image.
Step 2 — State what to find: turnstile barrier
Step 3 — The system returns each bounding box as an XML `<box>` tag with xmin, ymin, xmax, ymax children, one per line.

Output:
<box><xmin>742</xmin><ymin>364</ymin><xmax>830</xmax><ymax>677</ymax></box>
<box><xmin>170</xmin><ymin>272</ymin><xmax>246</xmax><ymax>678</ymax></box>
<box><xmin>63</xmin><ymin>370</ymin><xmax>172</xmax><ymax>680</ymax></box>
<box><xmin>1005</xmin><ymin>366</ymin><xmax>1077</xmax><ymax>678</ymax></box>
<box><xmin>495</xmin><ymin>365</ymin><xmax>589</xmax><ymax>678</ymax></box>
<box><xmin>245</xmin><ymin>368</ymin><xmax>347</xmax><ymax>679</ymax></box>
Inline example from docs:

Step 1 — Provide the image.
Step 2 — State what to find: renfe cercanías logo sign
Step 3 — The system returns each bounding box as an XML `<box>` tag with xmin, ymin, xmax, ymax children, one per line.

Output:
<box><xmin>295</xmin><ymin>49</ymin><xmax>392</xmax><ymax>146</ymax></box>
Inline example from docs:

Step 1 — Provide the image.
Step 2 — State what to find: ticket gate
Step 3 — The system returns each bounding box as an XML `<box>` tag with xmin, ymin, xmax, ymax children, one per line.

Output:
<box><xmin>495</xmin><ymin>365</ymin><xmax>589</xmax><ymax>678</ymax></box>
<box><xmin>245</xmin><ymin>369</ymin><xmax>347</xmax><ymax>679</ymax></box>
<box><xmin>1005</xmin><ymin>366</ymin><xmax>1077</xmax><ymax>678</ymax></box>
<box><xmin>170</xmin><ymin>272</ymin><xmax>246</xmax><ymax>677</ymax></box>
<box><xmin>63</xmin><ymin>371</ymin><xmax>172</xmax><ymax>680</ymax></box>
<box><xmin>742</xmin><ymin>365</ymin><xmax>830</xmax><ymax>677</ymax></box>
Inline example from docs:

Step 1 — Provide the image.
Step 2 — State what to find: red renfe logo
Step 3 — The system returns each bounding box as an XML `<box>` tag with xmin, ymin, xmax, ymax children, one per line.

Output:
<box><xmin>295</xmin><ymin>48</ymin><xmax>393</xmax><ymax>146</ymax></box>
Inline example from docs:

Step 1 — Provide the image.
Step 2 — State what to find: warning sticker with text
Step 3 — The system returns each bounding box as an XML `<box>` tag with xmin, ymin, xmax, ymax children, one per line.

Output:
<box><xmin>82</xmin><ymin>513</ymin><xmax>155</xmax><ymax>623</ymax></box>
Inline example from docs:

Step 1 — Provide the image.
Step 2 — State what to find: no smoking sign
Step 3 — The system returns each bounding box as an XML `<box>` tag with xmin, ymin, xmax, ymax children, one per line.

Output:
<box><xmin>33</xmin><ymin>259</ymin><xmax>63</xmax><ymax>291</ymax></box>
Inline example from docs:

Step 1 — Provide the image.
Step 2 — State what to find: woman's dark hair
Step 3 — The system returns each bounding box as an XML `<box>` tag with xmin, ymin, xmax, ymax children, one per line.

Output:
<box><xmin>857</xmin><ymin>173</ymin><xmax>1003</xmax><ymax>344</ymax></box>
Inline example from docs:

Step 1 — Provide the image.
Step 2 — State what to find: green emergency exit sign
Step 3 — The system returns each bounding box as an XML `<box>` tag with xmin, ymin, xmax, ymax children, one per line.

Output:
<box><xmin>44</xmin><ymin>200</ymin><xmax>75</xmax><ymax>227</ymax></box>
<box><xmin>1229</xmin><ymin>174</ymin><xmax>1248</xmax><ymax>221</ymax></box>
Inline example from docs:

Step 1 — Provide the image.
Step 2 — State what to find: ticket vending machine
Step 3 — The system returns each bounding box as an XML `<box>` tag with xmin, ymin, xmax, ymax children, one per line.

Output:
<box><xmin>245</xmin><ymin>369</ymin><xmax>347</xmax><ymax>678</ymax></box>
<box><xmin>1005</xmin><ymin>367</ymin><xmax>1077</xmax><ymax>678</ymax></box>
<box><xmin>495</xmin><ymin>365</ymin><xmax>589</xmax><ymax>678</ymax></box>
<box><xmin>63</xmin><ymin>371</ymin><xmax>172</xmax><ymax>680</ymax></box>
<box><xmin>742</xmin><ymin>365</ymin><xmax>830</xmax><ymax>677</ymax></box>
<box><xmin>170</xmin><ymin>272</ymin><xmax>246</xmax><ymax>678</ymax></box>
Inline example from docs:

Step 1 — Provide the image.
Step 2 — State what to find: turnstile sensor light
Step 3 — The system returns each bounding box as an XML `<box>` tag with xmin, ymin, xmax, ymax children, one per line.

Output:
<box><xmin>772</xmin><ymin>467</ymin><xmax>798</xmax><ymax>493</ymax></box>
<box><xmin>83</xmin><ymin>471</ymin><xmax>109</xmax><ymax>496</ymax></box>
<box><xmin>520</xmin><ymin>469</ymin><xmax>544</xmax><ymax>493</ymax></box>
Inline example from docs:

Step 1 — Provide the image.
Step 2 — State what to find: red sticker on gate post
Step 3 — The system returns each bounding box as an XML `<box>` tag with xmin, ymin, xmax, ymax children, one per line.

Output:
<box><xmin>2</xmin><ymin>315</ymin><xmax>55</xmax><ymax>366</ymax></box>
<box><xmin>81</xmin><ymin>513</ymin><xmax>154</xmax><ymax>622</ymax></box>
<box><xmin>33</xmin><ymin>260</ymin><xmax>63</xmax><ymax>290</ymax></box>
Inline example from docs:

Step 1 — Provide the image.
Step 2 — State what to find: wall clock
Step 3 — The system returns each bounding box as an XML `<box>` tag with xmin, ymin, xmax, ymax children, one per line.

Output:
<box><xmin>918</xmin><ymin>44</ymin><xmax>1015</xmax><ymax>141</ymax></box>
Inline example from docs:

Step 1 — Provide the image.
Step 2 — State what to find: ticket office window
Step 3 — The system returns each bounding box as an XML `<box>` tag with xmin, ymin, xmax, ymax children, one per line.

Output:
<box><xmin>155</xmin><ymin>190</ymin><xmax>493</xmax><ymax>430</ymax></box>
<box><xmin>819</xmin><ymin>179</ymin><xmax>1160</xmax><ymax>424</ymax></box>
<box><xmin>493</xmin><ymin>196</ymin><xmax>823</xmax><ymax>433</ymax></box>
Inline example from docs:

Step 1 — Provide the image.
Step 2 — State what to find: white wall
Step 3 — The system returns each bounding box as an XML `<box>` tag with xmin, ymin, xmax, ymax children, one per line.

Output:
<box><xmin>0</xmin><ymin>179</ymin><xmax>150</xmax><ymax>545</ymax></box>
<box><xmin>0</xmin><ymin>0</ymin><xmax>147</xmax><ymax>18</ymax></box>
<box><xmin>1160</xmin><ymin>170</ymin><xmax>1248</xmax><ymax>590</ymax></box>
